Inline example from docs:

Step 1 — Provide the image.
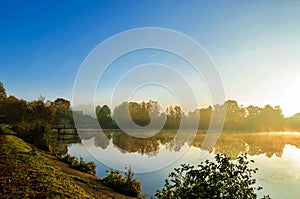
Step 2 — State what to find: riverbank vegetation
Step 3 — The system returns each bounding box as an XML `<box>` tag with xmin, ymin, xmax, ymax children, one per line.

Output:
<box><xmin>59</xmin><ymin>154</ymin><xmax>96</xmax><ymax>175</ymax></box>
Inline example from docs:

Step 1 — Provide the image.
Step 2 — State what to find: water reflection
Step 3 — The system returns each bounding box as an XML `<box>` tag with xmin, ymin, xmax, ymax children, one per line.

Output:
<box><xmin>66</xmin><ymin>131</ymin><xmax>300</xmax><ymax>199</ymax></box>
<box><xmin>73</xmin><ymin>130</ymin><xmax>300</xmax><ymax>158</ymax></box>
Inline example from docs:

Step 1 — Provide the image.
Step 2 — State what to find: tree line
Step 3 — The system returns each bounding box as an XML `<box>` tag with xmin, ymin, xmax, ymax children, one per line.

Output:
<box><xmin>1</xmin><ymin>81</ymin><xmax>300</xmax><ymax>145</ymax></box>
<box><xmin>96</xmin><ymin>99</ymin><xmax>300</xmax><ymax>132</ymax></box>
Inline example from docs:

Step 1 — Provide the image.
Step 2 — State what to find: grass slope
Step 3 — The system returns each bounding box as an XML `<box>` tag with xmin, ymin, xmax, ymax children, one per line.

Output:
<box><xmin>0</xmin><ymin>128</ymin><xmax>137</xmax><ymax>199</ymax></box>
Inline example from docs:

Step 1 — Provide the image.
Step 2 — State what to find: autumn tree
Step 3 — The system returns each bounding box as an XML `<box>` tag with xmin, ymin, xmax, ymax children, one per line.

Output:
<box><xmin>53</xmin><ymin>98</ymin><xmax>74</xmax><ymax>126</ymax></box>
<box><xmin>128</xmin><ymin>101</ymin><xmax>150</xmax><ymax>126</ymax></box>
<box><xmin>96</xmin><ymin>105</ymin><xmax>113</xmax><ymax>129</ymax></box>
<box><xmin>2</xmin><ymin>96</ymin><xmax>28</xmax><ymax>124</ymax></box>
<box><xmin>0</xmin><ymin>82</ymin><xmax>6</xmax><ymax>102</ymax></box>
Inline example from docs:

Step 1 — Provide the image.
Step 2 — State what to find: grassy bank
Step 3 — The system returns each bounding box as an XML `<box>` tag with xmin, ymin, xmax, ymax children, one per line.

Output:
<box><xmin>0</xmin><ymin>128</ymin><xmax>137</xmax><ymax>199</ymax></box>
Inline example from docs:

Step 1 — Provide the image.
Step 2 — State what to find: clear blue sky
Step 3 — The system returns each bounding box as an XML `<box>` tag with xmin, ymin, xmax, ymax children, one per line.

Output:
<box><xmin>0</xmin><ymin>1</ymin><xmax>300</xmax><ymax>116</ymax></box>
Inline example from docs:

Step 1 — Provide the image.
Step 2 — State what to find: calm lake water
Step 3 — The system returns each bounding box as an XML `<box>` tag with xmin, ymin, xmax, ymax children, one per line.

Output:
<box><xmin>67</xmin><ymin>130</ymin><xmax>300</xmax><ymax>198</ymax></box>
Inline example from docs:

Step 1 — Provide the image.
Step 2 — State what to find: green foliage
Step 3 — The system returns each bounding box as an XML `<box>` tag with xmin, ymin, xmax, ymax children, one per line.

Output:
<box><xmin>96</xmin><ymin>105</ymin><xmax>113</xmax><ymax>129</ymax></box>
<box><xmin>102</xmin><ymin>167</ymin><xmax>142</xmax><ymax>198</ymax></box>
<box><xmin>14</xmin><ymin>120</ymin><xmax>56</xmax><ymax>152</ymax></box>
<box><xmin>156</xmin><ymin>154</ymin><xmax>271</xmax><ymax>199</ymax></box>
<box><xmin>108</xmin><ymin>99</ymin><xmax>298</xmax><ymax>131</ymax></box>
<box><xmin>164</xmin><ymin>105</ymin><xmax>182</xmax><ymax>129</ymax></box>
<box><xmin>60</xmin><ymin>154</ymin><xmax>96</xmax><ymax>175</ymax></box>
<box><xmin>55</xmin><ymin>107</ymin><xmax>74</xmax><ymax>126</ymax></box>
<box><xmin>112</xmin><ymin>100</ymin><xmax>162</xmax><ymax>129</ymax></box>
<box><xmin>0</xmin><ymin>89</ymin><xmax>58</xmax><ymax>152</ymax></box>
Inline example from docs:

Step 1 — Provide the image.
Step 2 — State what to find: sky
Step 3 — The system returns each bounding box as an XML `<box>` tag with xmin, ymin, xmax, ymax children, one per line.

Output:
<box><xmin>0</xmin><ymin>1</ymin><xmax>300</xmax><ymax>116</ymax></box>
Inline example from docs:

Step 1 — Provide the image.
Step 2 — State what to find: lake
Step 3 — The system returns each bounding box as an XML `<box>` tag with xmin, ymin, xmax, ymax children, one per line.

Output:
<box><xmin>67</xmin><ymin>130</ymin><xmax>300</xmax><ymax>198</ymax></box>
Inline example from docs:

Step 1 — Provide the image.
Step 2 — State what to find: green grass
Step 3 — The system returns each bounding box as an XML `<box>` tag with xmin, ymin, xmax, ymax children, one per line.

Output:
<box><xmin>0</xmin><ymin>133</ymin><xmax>94</xmax><ymax>199</ymax></box>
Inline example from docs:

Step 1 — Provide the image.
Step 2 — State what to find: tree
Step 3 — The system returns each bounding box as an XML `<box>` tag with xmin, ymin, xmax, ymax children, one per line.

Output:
<box><xmin>0</xmin><ymin>82</ymin><xmax>5</xmax><ymax>118</ymax></box>
<box><xmin>28</xmin><ymin>97</ymin><xmax>55</xmax><ymax>124</ymax></box>
<box><xmin>286</xmin><ymin>113</ymin><xmax>300</xmax><ymax>131</ymax></box>
<box><xmin>2</xmin><ymin>96</ymin><xmax>28</xmax><ymax>124</ymax></box>
<box><xmin>54</xmin><ymin>98</ymin><xmax>70</xmax><ymax>109</ymax></box>
<box><xmin>156</xmin><ymin>154</ymin><xmax>271</xmax><ymax>199</ymax></box>
<box><xmin>199</xmin><ymin>106</ymin><xmax>212</xmax><ymax>130</ymax></box>
<box><xmin>112</xmin><ymin>101</ymin><xmax>162</xmax><ymax>129</ymax></box>
<box><xmin>113</xmin><ymin>102</ymin><xmax>131</xmax><ymax>128</ymax></box>
<box><xmin>256</xmin><ymin>105</ymin><xmax>285</xmax><ymax>131</ymax></box>
<box><xmin>128</xmin><ymin>101</ymin><xmax>150</xmax><ymax>126</ymax></box>
<box><xmin>53</xmin><ymin>98</ymin><xmax>74</xmax><ymax>126</ymax></box>
<box><xmin>241</xmin><ymin>105</ymin><xmax>262</xmax><ymax>131</ymax></box>
<box><xmin>165</xmin><ymin>105</ymin><xmax>183</xmax><ymax>129</ymax></box>
<box><xmin>0</xmin><ymin>82</ymin><xmax>7</xmax><ymax>102</ymax></box>
<box><xmin>96</xmin><ymin>105</ymin><xmax>113</xmax><ymax>129</ymax></box>
<box><xmin>224</xmin><ymin>100</ymin><xmax>246</xmax><ymax>130</ymax></box>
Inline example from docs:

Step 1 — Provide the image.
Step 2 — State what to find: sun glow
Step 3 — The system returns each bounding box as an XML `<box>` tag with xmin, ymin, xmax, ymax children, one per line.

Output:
<box><xmin>279</xmin><ymin>75</ymin><xmax>300</xmax><ymax>117</ymax></box>
<box><xmin>283</xmin><ymin>144</ymin><xmax>300</xmax><ymax>167</ymax></box>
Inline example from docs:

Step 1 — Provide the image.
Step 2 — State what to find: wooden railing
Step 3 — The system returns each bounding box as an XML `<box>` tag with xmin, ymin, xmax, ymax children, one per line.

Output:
<box><xmin>53</xmin><ymin>125</ymin><xmax>80</xmax><ymax>144</ymax></box>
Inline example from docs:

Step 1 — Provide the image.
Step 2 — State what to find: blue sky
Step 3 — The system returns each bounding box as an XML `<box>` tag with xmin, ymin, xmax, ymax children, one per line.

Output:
<box><xmin>0</xmin><ymin>1</ymin><xmax>300</xmax><ymax>116</ymax></box>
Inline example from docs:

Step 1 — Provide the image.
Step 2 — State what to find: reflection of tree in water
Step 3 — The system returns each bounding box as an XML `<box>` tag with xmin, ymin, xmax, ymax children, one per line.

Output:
<box><xmin>112</xmin><ymin>132</ymin><xmax>162</xmax><ymax>157</ymax></box>
<box><xmin>111</xmin><ymin>131</ymin><xmax>195</xmax><ymax>154</ymax></box>
<box><xmin>213</xmin><ymin>134</ymin><xmax>247</xmax><ymax>158</ymax></box>
<box><xmin>78</xmin><ymin>130</ymin><xmax>112</xmax><ymax>150</ymax></box>
<box><xmin>94</xmin><ymin>131</ymin><xmax>111</xmax><ymax>149</ymax></box>
<box><xmin>109</xmin><ymin>130</ymin><xmax>188</xmax><ymax>156</ymax></box>
<box><xmin>166</xmin><ymin>138</ymin><xmax>186</xmax><ymax>152</ymax></box>
<box><xmin>244</xmin><ymin>134</ymin><xmax>284</xmax><ymax>158</ymax></box>
<box><xmin>205</xmin><ymin>133</ymin><xmax>300</xmax><ymax>158</ymax></box>
<box><xmin>166</xmin><ymin>132</ymin><xmax>197</xmax><ymax>152</ymax></box>
<box><xmin>72</xmin><ymin>130</ymin><xmax>300</xmax><ymax>159</ymax></box>
<box><xmin>244</xmin><ymin>133</ymin><xmax>300</xmax><ymax>158</ymax></box>
<box><xmin>109</xmin><ymin>132</ymin><xmax>300</xmax><ymax>158</ymax></box>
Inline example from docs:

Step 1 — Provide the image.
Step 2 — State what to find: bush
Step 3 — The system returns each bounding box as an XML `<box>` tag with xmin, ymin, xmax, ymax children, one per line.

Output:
<box><xmin>156</xmin><ymin>154</ymin><xmax>271</xmax><ymax>199</ymax></box>
<box><xmin>60</xmin><ymin>154</ymin><xmax>96</xmax><ymax>175</ymax></box>
<box><xmin>102</xmin><ymin>167</ymin><xmax>142</xmax><ymax>198</ymax></box>
<box><xmin>14</xmin><ymin>121</ymin><xmax>56</xmax><ymax>152</ymax></box>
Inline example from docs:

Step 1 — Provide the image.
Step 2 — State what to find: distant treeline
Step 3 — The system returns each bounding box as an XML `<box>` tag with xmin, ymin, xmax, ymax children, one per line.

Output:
<box><xmin>95</xmin><ymin>100</ymin><xmax>300</xmax><ymax>132</ymax></box>
<box><xmin>1</xmin><ymin>82</ymin><xmax>300</xmax><ymax>136</ymax></box>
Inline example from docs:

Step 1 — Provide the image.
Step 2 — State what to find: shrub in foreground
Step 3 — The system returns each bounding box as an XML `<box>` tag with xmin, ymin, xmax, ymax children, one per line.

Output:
<box><xmin>156</xmin><ymin>153</ymin><xmax>271</xmax><ymax>199</ymax></box>
<box><xmin>102</xmin><ymin>167</ymin><xmax>142</xmax><ymax>198</ymax></box>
